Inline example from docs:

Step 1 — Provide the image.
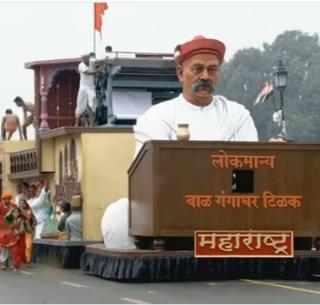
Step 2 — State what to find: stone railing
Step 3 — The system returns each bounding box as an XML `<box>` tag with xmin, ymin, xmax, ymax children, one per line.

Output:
<box><xmin>10</xmin><ymin>149</ymin><xmax>38</xmax><ymax>174</ymax></box>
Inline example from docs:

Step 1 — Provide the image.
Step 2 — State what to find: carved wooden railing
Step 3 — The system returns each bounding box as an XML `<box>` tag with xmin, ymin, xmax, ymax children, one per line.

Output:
<box><xmin>9</xmin><ymin>149</ymin><xmax>39</xmax><ymax>178</ymax></box>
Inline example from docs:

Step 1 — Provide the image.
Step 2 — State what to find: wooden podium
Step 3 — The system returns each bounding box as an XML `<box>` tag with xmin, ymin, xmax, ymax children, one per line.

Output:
<box><xmin>128</xmin><ymin>140</ymin><xmax>320</xmax><ymax>238</ymax></box>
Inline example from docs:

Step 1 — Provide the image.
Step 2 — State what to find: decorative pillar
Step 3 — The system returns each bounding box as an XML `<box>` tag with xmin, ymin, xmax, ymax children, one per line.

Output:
<box><xmin>39</xmin><ymin>75</ymin><xmax>50</xmax><ymax>130</ymax></box>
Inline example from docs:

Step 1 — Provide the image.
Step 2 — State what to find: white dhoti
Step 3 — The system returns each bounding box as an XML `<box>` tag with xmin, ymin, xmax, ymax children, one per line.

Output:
<box><xmin>34</xmin><ymin>221</ymin><xmax>45</xmax><ymax>239</ymax></box>
<box><xmin>75</xmin><ymin>87</ymin><xmax>96</xmax><ymax>118</ymax></box>
<box><xmin>101</xmin><ymin>198</ymin><xmax>136</xmax><ymax>250</ymax></box>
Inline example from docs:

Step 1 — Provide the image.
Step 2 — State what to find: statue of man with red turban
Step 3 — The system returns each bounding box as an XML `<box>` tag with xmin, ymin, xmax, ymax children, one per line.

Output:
<box><xmin>102</xmin><ymin>36</ymin><xmax>259</xmax><ymax>250</ymax></box>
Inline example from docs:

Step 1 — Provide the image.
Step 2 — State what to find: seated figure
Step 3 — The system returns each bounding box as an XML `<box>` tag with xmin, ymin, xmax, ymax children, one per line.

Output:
<box><xmin>65</xmin><ymin>195</ymin><xmax>82</xmax><ymax>241</ymax></box>
<box><xmin>101</xmin><ymin>35</ymin><xmax>258</xmax><ymax>249</ymax></box>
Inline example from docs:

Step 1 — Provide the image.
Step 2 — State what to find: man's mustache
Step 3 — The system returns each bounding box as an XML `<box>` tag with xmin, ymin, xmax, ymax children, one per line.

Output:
<box><xmin>191</xmin><ymin>80</ymin><xmax>215</xmax><ymax>94</ymax></box>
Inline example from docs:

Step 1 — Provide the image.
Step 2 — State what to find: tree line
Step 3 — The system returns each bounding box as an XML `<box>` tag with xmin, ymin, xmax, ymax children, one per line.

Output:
<box><xmin>218</xmin><ymin>30</ymin><xmax>320</xmax><ymax>142</ymax></box>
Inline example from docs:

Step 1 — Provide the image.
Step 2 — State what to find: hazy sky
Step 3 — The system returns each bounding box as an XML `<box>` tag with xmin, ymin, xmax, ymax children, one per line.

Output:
<box><xmin>0</xmin><ymin>1</ymin><xmax>320</xmax><ymax>138</ymax></box>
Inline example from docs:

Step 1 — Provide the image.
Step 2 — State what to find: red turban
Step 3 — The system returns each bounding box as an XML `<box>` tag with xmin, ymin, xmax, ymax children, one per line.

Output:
<box><xmin>175</xmin><ymin>35</ymin><xmax>226</xmax><ymax>65</ymax></box>
<box><xmin>2</xmin><ymin>192</ymin><xmax>12</xmax><ymax>200</ymax></box>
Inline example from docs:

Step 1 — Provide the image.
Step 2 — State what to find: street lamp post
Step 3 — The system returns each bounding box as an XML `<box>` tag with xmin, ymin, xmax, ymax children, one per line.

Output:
<box><xmin>273</xmin><ymin>60</ymin><xmax>288</xmax><ymax>139</ymax></box>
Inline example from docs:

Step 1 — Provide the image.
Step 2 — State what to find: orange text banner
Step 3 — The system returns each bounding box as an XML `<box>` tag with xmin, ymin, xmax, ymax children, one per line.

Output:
<box><xmin>210</xmin><ymin>150</ymin><xmax>276</xmax><ymax>169</ymax></box>
<box><xmin>185</xmin><ymin>192</ymin><xmax>302</xmax><ymax>209</ymax></box>
<box><xmin>194</xmin><ymin>230</ymin><xmax>294</xmax><ymax>258</ymax></box>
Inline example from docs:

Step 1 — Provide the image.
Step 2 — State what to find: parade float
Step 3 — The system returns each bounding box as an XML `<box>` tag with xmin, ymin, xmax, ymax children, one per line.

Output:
<box><xmin>2</xmin><ymin>50</ymin><xmax>320</xmax><ymax>279</ymax></box>
<box><xmin>81</xmin><ymin>139</ymin><xmax>320</xmax><ymax>281</ymax></box>
<box><xmin>79</xmin><ymin>52</ymin><xmax>320</xmax><ymax>282</ymax></box>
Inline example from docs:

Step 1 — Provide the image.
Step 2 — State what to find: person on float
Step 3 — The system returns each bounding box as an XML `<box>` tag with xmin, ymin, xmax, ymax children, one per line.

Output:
<box><xmin>13</xmin><ymin>96</ymin><xmax>35</xmax><ymax>140</ymax></box>
<box><xmin>15</xmin><ymin>181</ymin><xmax>30</xmax><ymax>207</ymax></box>
<box><xmin>29</xmin><ymin>178</ymin><xmax>51</xmax><ymax>239</ymax></box>
<box><xmin>18</xmin><ymin>198</ymin><xmax>36</xmax><ymax>265</ymax></box>
<box><xmin>0</xmin><ymin>192</ymin><xmax>17</xmax><ymax>269</ymax></box>
<box><xmin>1</xmin><ymin>109</ymin><xmax>23</xmax><ymax>140</ymax></box>
<box><xmin>3</xmin><ymin>207</ymin><xmax>29</xmax><ymax>272</ymax></box>
<box><xmin>101</xmin><ymin>35</ymin><xmax>258</xmax><ymax>250</ymax></box>
<box><xmin>65</xmin><ymin>195</ymin><xmax>82</xmax><ymax>241</ymax></box>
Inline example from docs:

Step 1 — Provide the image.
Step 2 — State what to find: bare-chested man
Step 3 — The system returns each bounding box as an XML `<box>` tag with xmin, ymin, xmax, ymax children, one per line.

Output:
<box><xmin>1</xmin><ymin>109</ymin><xmax>22</xmax><ymax>140</ymax></box>
<box><xmin>13</xmin><ymin>96</ymin><xmax>35</xmax><ymax>140</ymax></box>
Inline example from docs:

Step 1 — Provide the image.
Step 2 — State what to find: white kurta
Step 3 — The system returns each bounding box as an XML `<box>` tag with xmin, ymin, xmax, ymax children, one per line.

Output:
<box><xmin>101</xmin><ymin>94</ymin><xmax>258</xmax><ymax>249</ymax></box>
<box><xmin>30</xmin><ymin>187</ymin><xmax>51</xmax><ymax>239</ymax></box>
<box><xmin>75</xmin><ymin>62</ymin><xmax>96</xmax><ymax>117</ymax></box>
<box><xmin>133</xmin><ymin>94</ymin><xmax>258</xmax><ymax>155</ymax></box>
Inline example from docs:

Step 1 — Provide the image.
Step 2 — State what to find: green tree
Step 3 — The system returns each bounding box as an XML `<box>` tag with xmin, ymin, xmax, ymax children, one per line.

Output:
<box><xmin>218</xmin><ymin>30</ymin><xmax>320</xmax><ymax>141</ymax></box>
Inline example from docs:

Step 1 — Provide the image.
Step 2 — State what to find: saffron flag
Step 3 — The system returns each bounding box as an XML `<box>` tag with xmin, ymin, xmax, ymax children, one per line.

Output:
<box><xmin>254</xmin><ymin>81</ymin><xmax>274</xmax><ymax>105</ymax></box>
<box><xmin>94</xmin><ymin>2</ymin><xmax>108</xmax><ymax>33</ymax></box>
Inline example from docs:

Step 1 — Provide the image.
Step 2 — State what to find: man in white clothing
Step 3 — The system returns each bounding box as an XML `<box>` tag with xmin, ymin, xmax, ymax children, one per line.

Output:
<box><xmin>101</xmin><ymin>35</ymin><xmax>258</xmax><ymax>249</ymax></box>
<box><xmin>75</xmin><ymin>53</ymin><xmax>97</xmax><ymax>127</ymax></box>
<box><xmin>30</xmin><ymin>179</ymin><xmax>51</xmax><ymax>239</ymax></box>
<box><xmin>133</xmin><ymin>35</ymin><xmax>257</xmax><ymax>155</ymax></box>
<box><xmin>65</xmin><ymin>195</ymin><xmax>83</xmax><ymax>241</ymax></box>
<box><xmin>15</xmin><ymin>181</ymin><xmax>29</xmax><ymax>206</ymax></box>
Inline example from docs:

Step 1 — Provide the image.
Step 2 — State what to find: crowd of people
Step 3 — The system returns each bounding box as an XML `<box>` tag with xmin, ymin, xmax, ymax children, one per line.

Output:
<box><xmin>0</xmin><ymin>191</ymin><xmax>35</xmax><ymax>271</ymax></box>
<box><xmin>0</xmin><ymin>179</ymin><xmax>83</xmax><ymax>272</ymax></box>
<box><xmin>1</xmin><ymin>51</ymin><xmax>106</xmax><ymax>139</ymax></box>
<box><xmin>2</xmin><ymin>45</ymin><xmax>110</xmax><ymax>139</ymax></box>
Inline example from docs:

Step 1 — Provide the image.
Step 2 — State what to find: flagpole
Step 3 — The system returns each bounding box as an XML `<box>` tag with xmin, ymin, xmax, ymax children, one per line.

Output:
<box><xmin>93</xmin><ymin>3</ymin><xmax>96</xmax><ymax>54</ymax></box>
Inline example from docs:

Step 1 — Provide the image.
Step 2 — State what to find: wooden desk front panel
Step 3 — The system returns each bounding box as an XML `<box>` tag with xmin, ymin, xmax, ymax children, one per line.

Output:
<box><xmin>129</xmin><ymin>141</ymin><xmax>320</xmax><ymax>237</ymax></box>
